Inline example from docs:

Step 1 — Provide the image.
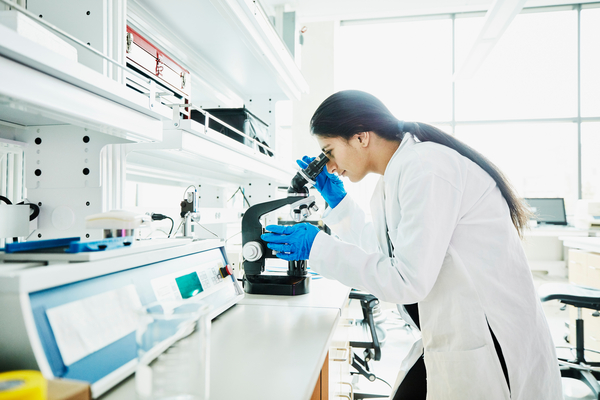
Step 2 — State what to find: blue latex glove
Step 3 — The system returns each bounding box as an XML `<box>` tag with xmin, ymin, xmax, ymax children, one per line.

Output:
<box><xmin>261</xmin><ymin>223</ymin><xmax>320</xmax><ymax>261</ymax></box>
<box><xmin>297</xmin><ymin>155</ymin><xmax>346</xmax><ymax>208</ymax></box>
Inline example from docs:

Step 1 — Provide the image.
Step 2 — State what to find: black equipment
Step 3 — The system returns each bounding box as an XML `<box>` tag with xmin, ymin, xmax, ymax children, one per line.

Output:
<box><xmin>241</xmin><ymin>153</ymin><xmax>329</xmax><ymax>295</ymax></box>
<box><xmin>190</xmin><ymin>108</ymin><xmax>273</xmax><ymax>156</ymax></box>
<box><xmin>539</xmin><ymin>283</ymin><xmax>600</xmax><ymax>399</ymax></box>
<box><xmin>349</xmin><ymin>291</ymin><xmax>382</xmax><ymax>380</ymax></box>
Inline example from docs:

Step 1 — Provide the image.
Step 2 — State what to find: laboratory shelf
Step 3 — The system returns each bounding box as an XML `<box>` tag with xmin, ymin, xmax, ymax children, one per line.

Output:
<box><xmin>125</xmin><ymin>119</ymin><xmax>296</xmax><ymax>186</ymax></box>
<box><xmin>0</xmin><ymin>23</ymin><xmax>163</xmax><ymax>142</ymax></box>
<box><xmin>128</xmin><ymin>0</ymin><xmax>308</xmax><ymax>108</ymax></box>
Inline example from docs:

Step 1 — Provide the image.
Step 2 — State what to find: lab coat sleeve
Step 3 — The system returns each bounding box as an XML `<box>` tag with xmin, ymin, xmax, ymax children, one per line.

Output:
<box><xmin>321</xmin><ymin>194</ymin><xmax>380</xmax><ymax>254</ymax></box>
<box><xmin>309</xmin><ymin>171</ymin><xmax>462</xmax><ymax>305</ymax></box>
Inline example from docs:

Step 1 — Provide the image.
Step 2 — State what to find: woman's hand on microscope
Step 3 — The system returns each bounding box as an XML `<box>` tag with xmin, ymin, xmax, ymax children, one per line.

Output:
<box><xmin>297</xmin><ymin>155</ymin><xmax>346</xmax><ymax>208</ymax></box>
<box><xmin>261</xmin><ymin>223</ymin><xmax>320</xmax><ymax>261</ymax></box>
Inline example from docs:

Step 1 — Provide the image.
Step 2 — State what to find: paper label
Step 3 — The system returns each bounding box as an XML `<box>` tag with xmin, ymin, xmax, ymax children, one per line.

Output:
<box><xmin>46</xmin><ymin>284</ymin><xmax>142</xmax><ymax>366</ymax></box>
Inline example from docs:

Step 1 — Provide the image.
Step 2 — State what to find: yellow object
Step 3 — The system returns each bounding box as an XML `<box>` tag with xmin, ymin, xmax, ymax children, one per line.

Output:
<box><xmin>0</xmin><ymin>371</ymin><xmax>46</xmax><ymax>400</ymax></box>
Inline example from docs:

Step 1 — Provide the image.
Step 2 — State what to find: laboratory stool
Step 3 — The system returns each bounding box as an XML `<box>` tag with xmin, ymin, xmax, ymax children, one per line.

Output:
<box><xmin>539</xmin><ymin>282</ymin><xmax>600</xmax><ymax>399</ymax></box>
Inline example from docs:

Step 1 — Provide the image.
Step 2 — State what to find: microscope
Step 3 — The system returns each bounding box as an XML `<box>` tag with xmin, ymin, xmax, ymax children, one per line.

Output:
<box><xmin>241</xmin><ymin>153</ymin><xmax>329</xmax><ymax>295</ymax></box>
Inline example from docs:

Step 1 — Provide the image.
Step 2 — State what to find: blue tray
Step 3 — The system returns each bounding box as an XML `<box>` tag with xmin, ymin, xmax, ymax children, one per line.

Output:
<box><xmin>4</xmin><ymin>237</ymin><xmax>80</xmax><ymax>253</ymax></box>
<box><xmin>3</xmin><ymin>237</ymin><xmax>134</xmax><ymax>253</ymax></box>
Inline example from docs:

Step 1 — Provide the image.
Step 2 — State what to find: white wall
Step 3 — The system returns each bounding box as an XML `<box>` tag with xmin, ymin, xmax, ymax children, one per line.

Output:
<box><xmin>290</xmin><ymin>20</ymin><xmax>380</xmax><ymax>216</ymax></box>
<box><xmin>292</xmin><ymin>21</ymin><xmax>336</xmax><ymax>161</ymax></box>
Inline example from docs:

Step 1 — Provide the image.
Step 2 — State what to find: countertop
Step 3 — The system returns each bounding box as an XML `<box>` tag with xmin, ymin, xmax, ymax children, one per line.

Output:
<box><xmin>100</xmin><ymin>277</ymin><xmax>351</xmax><ymax>400</ymax></box>
<box><xmin>560</xmin><ymin>236</ymin><xmax>600</xmax><ymax>254</ymax></box>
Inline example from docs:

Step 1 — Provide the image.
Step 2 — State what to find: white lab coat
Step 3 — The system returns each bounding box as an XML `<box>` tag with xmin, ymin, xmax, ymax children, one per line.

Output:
<box><xmin>309</xmin><ymin>135</ymin><xmax>562</xmax><ymax>399</ymax></box>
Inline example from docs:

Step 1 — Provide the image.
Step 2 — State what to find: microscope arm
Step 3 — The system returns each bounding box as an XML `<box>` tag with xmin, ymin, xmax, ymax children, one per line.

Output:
<box><xmin>241</xmin><ymin>195</ymin><xmax>309</xmax><ymax>275</ymax></box>
<box><xmin>240</xmin><ymin>153</ymin><xmax>328</xmax><ymax>295</ymax></box>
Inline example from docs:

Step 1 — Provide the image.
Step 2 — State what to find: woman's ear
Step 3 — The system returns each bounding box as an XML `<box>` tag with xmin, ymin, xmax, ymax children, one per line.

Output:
<box><xmin>356</xmin><ymin>131</ymin><xmax>370</xmax><ymax>147</ymax></box>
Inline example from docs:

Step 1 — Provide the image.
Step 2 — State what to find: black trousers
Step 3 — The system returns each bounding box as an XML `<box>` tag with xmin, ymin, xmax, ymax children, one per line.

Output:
<box><xmin>393</xmin><ymin>304</ymin><xmax>427</xmax><ymax>400</ymax></box>
<box><xmin>393</xmin><ymin>355</ymin><xmax>427</xmax><ymax>400</ymax></box>
<box><xmin>392</xmin><ymin>304</ymin><xmax>510</xmax><ymax>400</ymax></box>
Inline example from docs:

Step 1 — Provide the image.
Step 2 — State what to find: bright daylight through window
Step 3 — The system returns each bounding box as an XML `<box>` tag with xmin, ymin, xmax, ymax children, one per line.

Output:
<box><xmin>335</xmin><ymin>5</ymin><xmax>600</xmax><ymax>217</ymax></box>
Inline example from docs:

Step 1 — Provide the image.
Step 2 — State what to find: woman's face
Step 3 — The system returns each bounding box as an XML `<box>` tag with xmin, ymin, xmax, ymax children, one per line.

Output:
<box><xmin>316</xmin><ymin>134</ymin><xmax>369</xmax><ymax>182</ymax></box>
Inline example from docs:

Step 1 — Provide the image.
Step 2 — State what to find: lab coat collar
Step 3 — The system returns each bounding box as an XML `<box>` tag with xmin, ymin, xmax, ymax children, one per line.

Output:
<box><xmin>383</xmin><ymin>134</ymin><xmax>416</xmax><ymax>183</ymax></box>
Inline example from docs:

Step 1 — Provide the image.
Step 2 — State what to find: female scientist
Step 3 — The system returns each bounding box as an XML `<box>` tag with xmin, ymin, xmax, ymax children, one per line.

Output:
<box><xmin>261</xmin><ymin>90</ymin><xmax>562</xmax><ymax>399</ymax></box>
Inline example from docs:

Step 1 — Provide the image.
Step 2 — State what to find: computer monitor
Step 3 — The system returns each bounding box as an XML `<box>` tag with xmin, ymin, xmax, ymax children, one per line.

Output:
<box><xmin>523</xmin><ymin>198</ymin><xmax>567</xmax><ymax>225</ymax></box>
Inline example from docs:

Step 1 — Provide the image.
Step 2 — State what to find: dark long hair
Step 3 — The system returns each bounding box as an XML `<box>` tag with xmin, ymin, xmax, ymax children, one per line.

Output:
<box><xmin>310</xmin><ymin>90</ymin><xmax>530</xmax><ymax>237</ymax></box>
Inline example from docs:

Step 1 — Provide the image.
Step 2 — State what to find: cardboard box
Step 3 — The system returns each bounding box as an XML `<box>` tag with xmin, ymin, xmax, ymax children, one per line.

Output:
<box><xmin>48</xmin><ymin>378</ymin><xmax>91</xmax><ymax>400</ymax></box>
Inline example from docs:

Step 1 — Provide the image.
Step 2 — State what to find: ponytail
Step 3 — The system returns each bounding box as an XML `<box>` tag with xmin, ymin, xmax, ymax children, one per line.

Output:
<box><xmin>310</xmin><ymin>90</ymin><xmax>530</xmax><ymax>237</ymax></box>
<box><xmin>403</xmin><ymin>121</ymin><xmax>530</xmax><ymax>238</ymax></box>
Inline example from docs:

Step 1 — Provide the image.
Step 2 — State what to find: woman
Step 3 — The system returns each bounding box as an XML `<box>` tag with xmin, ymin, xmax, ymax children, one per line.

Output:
<box><xmin>261</xmin><ymin>90</ymin><xmax>562</xmax><ymax>399</ymax></box>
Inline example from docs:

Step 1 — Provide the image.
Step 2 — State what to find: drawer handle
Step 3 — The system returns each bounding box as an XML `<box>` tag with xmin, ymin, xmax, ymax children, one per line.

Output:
<box><xmin>340</xmin><ymin>381</ymin><xmax>354</xmax><ymax>398</ymax></box>
<box><xmin>591</xmin><ymin>336</ymin><xmax>600</xmax><ymax>342</ymax></box>
<box><xmin>589</xmin><ymin>265</ymin><xmax>600</xmax><ymax>270</ymax></box>
<box><xmin>333</xmin><ymin>347</ymin><xmax>349</xmax><ymax>362</ymax></box>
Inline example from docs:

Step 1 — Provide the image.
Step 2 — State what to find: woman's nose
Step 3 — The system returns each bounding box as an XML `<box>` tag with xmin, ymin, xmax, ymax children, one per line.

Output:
<box><xmin>326</xmin><ymin>160</ymin><xmax>337</xmax><ymax>174</ymax></box>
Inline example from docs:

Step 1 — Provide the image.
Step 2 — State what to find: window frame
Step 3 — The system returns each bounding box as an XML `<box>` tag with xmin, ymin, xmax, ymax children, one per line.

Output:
<box><xmin>337</xmin><ymin>2</ymin><xmax>600</xmax><ymax>205</ymax></box>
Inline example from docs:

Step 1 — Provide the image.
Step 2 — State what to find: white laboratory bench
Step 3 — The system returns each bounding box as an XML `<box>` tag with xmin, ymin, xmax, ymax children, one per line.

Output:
<box><xmin>522</xmin><ymin>225</ymin><xmax>591</xmax><ymax>276</ymax></box>
<box><xmin>560</xmin><ymin>236</ymin><xmax>600</xmax><ymax>254</ymax></box>
<box><xmin>559</xmin><ymin>236</ymin><xmax>600</xmax><ymax>362</ymax></box>
<box><xmin>100</xmin><ymin>277</ymin><xmax>351</xmax><ymax>400</ymax></box>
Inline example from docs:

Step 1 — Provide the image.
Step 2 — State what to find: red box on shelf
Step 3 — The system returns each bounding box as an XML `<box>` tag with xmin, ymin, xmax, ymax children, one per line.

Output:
<box><xmin>126</xmin><ymin>26</ymin><xmax>191</xmax><ymax>117</ymax></box>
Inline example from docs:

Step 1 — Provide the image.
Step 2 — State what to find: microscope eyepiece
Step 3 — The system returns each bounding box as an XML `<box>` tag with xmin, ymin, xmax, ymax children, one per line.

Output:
<box><xmin>289</xmin><ymin>152</ymin><xmax>329</xmax><ymax>194</ymax></box>
<box><xmin>303</xmin><ymin>153</ymin><xmax>329</xmax><ymax>181</ymax></box>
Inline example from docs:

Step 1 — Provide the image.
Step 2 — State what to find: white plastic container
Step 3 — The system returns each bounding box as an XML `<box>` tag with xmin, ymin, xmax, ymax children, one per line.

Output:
<box><xmin>0</xmin><ymin>10</ymin><xmax>77</xmax><ymax>61</ymax></box>
<box><xmin>136</xmin><ymin>301</ymin><xmax>211</xmax><ymax>400</ymax></box>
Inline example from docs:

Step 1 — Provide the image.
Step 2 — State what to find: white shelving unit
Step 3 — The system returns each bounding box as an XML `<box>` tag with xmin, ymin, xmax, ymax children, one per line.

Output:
<box><xmin>126</xmin><ymin>119</ymin><xmax>294</xmax><ymax>186</ymax></box>
<box><xmin>0</xmin><ymin>2</ymin><xmax>320</xmax><ymax>397</ymax></box>
<box><xmin>121</xmin><ymin>0</ymin><xmax>307</xmax><ymax>237</ymax></box>
<box><xmin>124</xmin><ymin>0</ymin><xmax>308</xmax><ymax>191</ymax></box>
<box><xmin>128</xmin><ymin>0</ymin><xmax>308</xmax><ymax>109</ymax></box>
<box><xmin>0</xmin><ymin>0</ymin><xmax>307</xmax><ymax>241</ymax></box>
<box><xmin>0</xmin><ymin>23</ymin><xmax>163</xmax><ymax>142</ymax></box>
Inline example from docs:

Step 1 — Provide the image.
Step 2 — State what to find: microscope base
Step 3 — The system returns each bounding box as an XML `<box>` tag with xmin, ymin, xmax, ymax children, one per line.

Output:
<box><xmin>244</xmin><ymin>274</ymin><xmax>310</xmax><ymax>296</ymax></box>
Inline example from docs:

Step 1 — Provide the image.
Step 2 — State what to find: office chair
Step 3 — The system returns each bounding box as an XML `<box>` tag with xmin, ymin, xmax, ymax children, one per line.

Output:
<box><xmin>324</xmin><ymin>223</ymin><xmax>397</xmax><ymax>398</ymax></box>
<box><xmin>348</xmin><ymin>290</ymin><xmax>393</xmax><ymax>399</ymax></box>
<box><xmin>539</xmin><ymin>283</ymin><xmax>600</xmax><ymax>399</ymax></box>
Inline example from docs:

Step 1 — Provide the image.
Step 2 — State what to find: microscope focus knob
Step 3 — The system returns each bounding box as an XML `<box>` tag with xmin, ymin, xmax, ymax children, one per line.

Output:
<box><xmin>243</xmin><ymin>241</ymin><xmax>263</xmax><ymax>262</ymax></box>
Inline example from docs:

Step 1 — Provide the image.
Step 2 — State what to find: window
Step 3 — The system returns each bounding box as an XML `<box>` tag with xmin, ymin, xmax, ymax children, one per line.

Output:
<box><xmin>582</xmin><ymin>122</ymin><xmax>600</xmax><ymax>200</ymax></box>
<box><xmin>336</xmin><ymin>18</ymin><xmax>452</xmax><ymax>213</ymax></box>
<box><xmin>581</xmin><ymin>7</ymin><xmax>600</xmax><ymax>117</ymax></box>
<box><xmin>455</xmin><ymin>123</ymin><xmax>578</xmax><ymax>211</ymax></box>
<box><xmin>336</xmin><ymin>5</ymin><xmax>600</xmax><ymax>216</ymax></box>
<box><xmin>455</xmin><ymin>10</ymin><xmax>577</xmax><ymax>121</ymax></box>
<box><xmin>336</xmin><ymin>18</ymin><xmax>452</xmax><ymax>122</ymax></box>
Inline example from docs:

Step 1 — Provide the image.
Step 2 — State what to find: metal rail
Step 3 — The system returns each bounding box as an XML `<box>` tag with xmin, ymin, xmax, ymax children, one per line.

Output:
<box><xmin>165</xmin><ymin>102</ymin><xmax>275</xmax><ymax>157</ymax></box>
<box><xmin>0</xmin><ymin>0</ymin><xmax>152</xmax><ymax>86</ymax></box>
